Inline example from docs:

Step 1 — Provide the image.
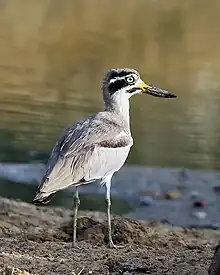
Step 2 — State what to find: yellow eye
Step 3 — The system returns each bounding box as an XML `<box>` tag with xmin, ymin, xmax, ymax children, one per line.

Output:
<box><xmin>126</xmin><ymin>76</ymin><xmax>135</xmax><ymax>84</ymax></box>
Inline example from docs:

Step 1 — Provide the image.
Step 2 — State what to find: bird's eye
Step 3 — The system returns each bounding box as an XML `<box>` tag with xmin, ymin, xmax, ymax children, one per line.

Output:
<box><xmin>125</xmin><ymin>76</ymin><xmax>135</xmax><ymax>84</ymax></box>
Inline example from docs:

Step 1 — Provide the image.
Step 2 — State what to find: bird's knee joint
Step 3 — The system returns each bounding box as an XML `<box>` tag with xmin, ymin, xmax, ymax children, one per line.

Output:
<box><xmin>74</xmin><ymin>196</ymin><xmax>80</xmax><ymax>207</ymax></box>
<box><xmin>105</xmin><ymin>198</ymin><xmax>111</xmax><ymax>207</ymax></box>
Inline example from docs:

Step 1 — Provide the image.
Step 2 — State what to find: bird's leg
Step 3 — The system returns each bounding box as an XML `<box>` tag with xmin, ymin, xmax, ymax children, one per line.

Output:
<box><xmin>72</xmin><ymin>187</ymin><xmax>80</xmax><ymax>248</ymax></box>
<box><xmin>105</xmin><ymin>181</ymin><xmax>114</xmax><ymax>247</ymax></box>
<box><xmin>105</xmin><ymin>178</ymin><xmax>123</xmax><ymax>249</ymax></box>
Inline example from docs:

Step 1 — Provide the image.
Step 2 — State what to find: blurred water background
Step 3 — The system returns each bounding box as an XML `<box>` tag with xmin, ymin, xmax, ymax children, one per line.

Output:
<box><xmin>1</xmin><ymin>0</ymin><xmax>220</xmax><ymax>219</ymax></box>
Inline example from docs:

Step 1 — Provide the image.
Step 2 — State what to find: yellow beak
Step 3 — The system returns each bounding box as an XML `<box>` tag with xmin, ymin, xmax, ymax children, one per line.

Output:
<box><xmin>134</xmin><ymin>81</ymin><xmax>151</xmax><ymax>92</ymax></box>
<box><xmin>135</xmin><ymin>80</ymin><xmax>177</xmax><ymax>98</ymax></box>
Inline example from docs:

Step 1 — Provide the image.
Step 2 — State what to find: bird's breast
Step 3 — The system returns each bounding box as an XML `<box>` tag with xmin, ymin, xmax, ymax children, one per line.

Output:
<box><xmin>99</xmin><ymin>132</ymin><xmax>133</xmax><ymax>149</ymax></box>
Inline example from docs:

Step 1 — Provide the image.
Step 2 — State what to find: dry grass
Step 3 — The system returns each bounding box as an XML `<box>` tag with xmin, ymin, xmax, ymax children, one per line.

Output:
<box><xmin>0</xmin><ymin>266</ymin><xmax>91</xmax><ymax>275</ymax></box>
<box><xmin>0</xmin><ymin>266</ymin><xmax>32</xmax><ymax>275</ymax></box>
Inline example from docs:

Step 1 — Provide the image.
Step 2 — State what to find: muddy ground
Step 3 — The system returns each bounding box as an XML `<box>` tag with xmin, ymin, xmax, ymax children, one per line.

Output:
<box><xmin>0</xmin><ymin>197</ymin><xmax>219</xmax><ymax>275</ymax></box>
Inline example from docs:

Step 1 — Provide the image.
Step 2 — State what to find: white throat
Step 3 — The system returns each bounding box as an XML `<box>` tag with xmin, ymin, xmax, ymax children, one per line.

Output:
<box><xmin>104</xmin><ymin>90</ymin><xmax>131</xmax><ymax>125</ymax></box>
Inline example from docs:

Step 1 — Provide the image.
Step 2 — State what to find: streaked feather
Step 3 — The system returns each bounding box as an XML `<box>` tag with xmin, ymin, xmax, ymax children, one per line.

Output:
<box><xmin>34</xmin><ymin>112</ymin><xmax>133</xmax><ymax>201</ymax></box>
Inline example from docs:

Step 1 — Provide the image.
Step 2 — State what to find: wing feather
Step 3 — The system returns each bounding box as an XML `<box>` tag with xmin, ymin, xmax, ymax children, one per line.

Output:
<box><xmin>34</xmin><ymin>113</ymin><xmax>132</xmax><ymax>202</ymax></box>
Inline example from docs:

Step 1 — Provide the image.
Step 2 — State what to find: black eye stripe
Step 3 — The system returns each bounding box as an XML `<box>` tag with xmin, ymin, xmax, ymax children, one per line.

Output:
<box><xmin>108</xmin><ymin>79</ymin><xmax>128</xmax><ymax>94</ymax></box>
<box><xmin>108</xmin><ymin>71</ymin><xmax>131</xmax><ymax>81</ymax></box>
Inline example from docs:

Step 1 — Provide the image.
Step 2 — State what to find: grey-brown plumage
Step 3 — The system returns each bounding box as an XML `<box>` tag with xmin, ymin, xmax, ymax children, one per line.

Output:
<box><xmin>33</xmin><ymin>68</ymin><xmax>177</xmax><ymax>248</ymax></box>
<box><xmin>34</xmin><ymin>114</ymin><xmax>132</xmax><ymax>199</ymax></box>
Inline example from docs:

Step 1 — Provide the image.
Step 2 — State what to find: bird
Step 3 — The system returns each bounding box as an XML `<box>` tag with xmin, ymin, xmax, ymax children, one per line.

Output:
<box><xmin>33</xmin><ymin>68</ymin><xmax>177</xmax><ymax>248</ymax></box>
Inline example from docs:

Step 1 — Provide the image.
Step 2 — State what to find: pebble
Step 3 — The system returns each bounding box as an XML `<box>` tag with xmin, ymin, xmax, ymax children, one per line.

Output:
<box><xmin>190</xmin><ymin>191</ymin><xmax>200</xmax><ymax>199</ymax></box>
<box><xmin>192</xmin><ymin>211</ymin><xmax>207</xmax><ymax>220</ymax></box>
<box><xmin>165</xmin><ymin>191</ymin><xmax>181</xmax><ymax>200</ymax></box>
<box><xmin>139</xmin><ymin>195</ymin><xmax>153</xmax><ymax>206</ymax></box>
<box><xmin>193</xmin><ymin>199</ymin><xmax>208</xmax><ymax>208</ymax></box>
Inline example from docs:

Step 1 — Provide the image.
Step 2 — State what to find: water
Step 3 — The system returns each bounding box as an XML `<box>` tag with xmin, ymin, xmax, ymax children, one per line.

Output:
<box><xmin>0</xmin><ymin>179</ymin><xmax>133</xmax><ymax>214</ymax></box>
<box><xmin>0</xmin><ymin>0</ymin><xmax>220</xmax><ymax>171</ymax></box>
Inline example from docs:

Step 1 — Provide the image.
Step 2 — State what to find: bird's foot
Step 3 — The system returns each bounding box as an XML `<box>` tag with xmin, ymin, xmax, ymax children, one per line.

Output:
<box><xmin>108</xmin><ymin>240</ymin><xmax>124</xmax><ymax>249</ymax></box>
<box><xmin>72</xmin><ymin>242</ymin><xmax>80</xmax><ymax>249</ymax></box>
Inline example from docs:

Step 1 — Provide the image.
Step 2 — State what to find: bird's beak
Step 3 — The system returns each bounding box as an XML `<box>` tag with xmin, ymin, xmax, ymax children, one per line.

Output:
<box><xmin>135</xmin><ymin>80</ymin><xmax>177</xmax><ymax>98</ymax></box>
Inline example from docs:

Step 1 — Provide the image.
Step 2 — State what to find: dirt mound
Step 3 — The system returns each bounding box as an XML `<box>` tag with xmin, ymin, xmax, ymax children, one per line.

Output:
<box><xmin>0</xmin><ymin>197</ymin><xmax>219</xmax><ymax>274</ymax></box>
<box><xmin>61</xmin><ymin>217</ymin><xmax>160</xmax><ymax>246</ymax></box>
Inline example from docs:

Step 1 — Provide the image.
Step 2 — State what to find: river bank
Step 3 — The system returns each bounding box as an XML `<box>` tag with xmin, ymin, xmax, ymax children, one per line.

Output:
<box><xmin>1</xmin><ymin>163</ymin><xmax>220</xmax><ymax>228</ymax></box>
<box><xmin>0</xmin><ymin>197</ymin><xmax>218</xmax><ymax>274</ymax></box>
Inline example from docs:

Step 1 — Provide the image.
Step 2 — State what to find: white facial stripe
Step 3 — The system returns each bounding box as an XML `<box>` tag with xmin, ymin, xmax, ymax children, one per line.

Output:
<box><xmin>109</xmin><ymin>73</ymin><xmax>138</xmax><ymax>84</ymax></box>
<box><xmin>109</xmin><ymin>77</ymin><xmax>123</xmax><ymax>84</ymax></box>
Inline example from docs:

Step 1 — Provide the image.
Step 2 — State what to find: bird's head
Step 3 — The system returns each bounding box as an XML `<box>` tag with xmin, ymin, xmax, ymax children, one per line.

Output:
<box><xmin>102</xmin><ymin>68</ymin><xmax>177</xmax><ymax>102</ymax></box>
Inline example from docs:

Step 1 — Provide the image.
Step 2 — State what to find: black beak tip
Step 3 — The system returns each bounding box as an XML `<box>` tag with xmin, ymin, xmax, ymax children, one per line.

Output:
<box><xmin>167</xmin><ymin>93</ymin><xmax>177</xmax><ymax>98</ymax></box>
<box><xmin>145</xmin><ymin>85</ymin><xmax>177</xmax><ymax>99</ymax></box>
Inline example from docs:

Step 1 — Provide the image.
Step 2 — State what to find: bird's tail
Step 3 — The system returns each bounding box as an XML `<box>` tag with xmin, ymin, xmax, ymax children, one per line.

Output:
<box><xmin>32</xmin><ymin>191</ymin><xmax>55</xmax><ymax>205</ymax></box>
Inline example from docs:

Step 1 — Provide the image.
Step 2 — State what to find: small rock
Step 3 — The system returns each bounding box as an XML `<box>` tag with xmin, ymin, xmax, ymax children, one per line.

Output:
<box><xmin>192</xmin><ymin>211</ymin><xmax>207</xmax><ymax>220</ymax></box>
<box><xmin>139</xmin><ymin>190</ymin><xmax>163</xmax><ymax>200</ymax></box>
<box><xmin>165</xmin><ymin>191</ymin><xmax>181</xmax><ymax>200</ymax></box>
<box><xmin>139</xmin><ymin>195</ymin><xmax>153</xmax><ymax>206</ymax></box>
<box><xmin>190</xmin><ymin>191</ymin><xmax>200</xmax><ymax>200</ymax></box>
<box><xmin>193</xmin><ymin>200</ymin><xmax>208</xmax><ymax>208</ymax></box>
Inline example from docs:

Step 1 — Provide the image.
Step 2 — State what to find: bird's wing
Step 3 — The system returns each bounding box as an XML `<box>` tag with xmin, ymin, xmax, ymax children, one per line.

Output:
<box><xmin>34</xmin><ymin>115</ymin><xmax>131</xmax><ymax>199</ymax></box>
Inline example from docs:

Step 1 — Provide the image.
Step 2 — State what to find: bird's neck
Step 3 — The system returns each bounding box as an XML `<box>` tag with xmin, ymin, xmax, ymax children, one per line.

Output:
<box><xmin>104</xmin><ymin>93</ymin><xmax>131</xmax><ymax>128</ymax></box>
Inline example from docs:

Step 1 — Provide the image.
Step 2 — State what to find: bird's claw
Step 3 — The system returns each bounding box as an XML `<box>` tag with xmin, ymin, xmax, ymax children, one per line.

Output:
<box><xmin>72</xmin><ymin>242</ymin><xmax>80</xmax><ymax>249</ymax></box>
<box><xmin>108</xmin><ymin>241</ymin><xmax>124</xmax><ymax>249</ymax></box>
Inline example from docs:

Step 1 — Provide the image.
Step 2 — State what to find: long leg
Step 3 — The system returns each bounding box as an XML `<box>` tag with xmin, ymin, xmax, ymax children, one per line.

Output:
<box><xmin>73</xmin><ymin>187</ymin><xmax>80</xmax><ymax>247</ymax></box>
<box><xmin>105</xmin><ymin>179</ymin><xmax>114</xmax><ymax>247</ymax></box>
<box><xmin>105</xmin><ymin>175</ymin><xmax>122</xmax><ymax>248</ymax></box>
